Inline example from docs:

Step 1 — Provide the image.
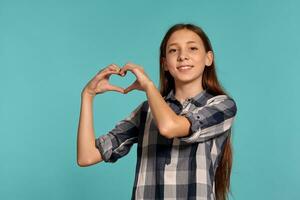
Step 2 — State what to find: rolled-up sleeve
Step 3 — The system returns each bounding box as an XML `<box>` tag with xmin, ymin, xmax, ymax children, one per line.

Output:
<box><xmin>178</xmin><ymin>95</ymin><xmax>237</xmax><ymax>143</ymax></box>
<box><xmin>95</xmin><ymin>101</ymin><xmax>145</xmax><ymax>163</ymax></box>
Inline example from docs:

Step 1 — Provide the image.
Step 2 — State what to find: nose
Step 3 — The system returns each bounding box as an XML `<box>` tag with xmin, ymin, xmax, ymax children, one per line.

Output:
<box><xmin>177</xmin><ymin>50</ymin><xmax>189</xmax><ymax>61</ymax></box>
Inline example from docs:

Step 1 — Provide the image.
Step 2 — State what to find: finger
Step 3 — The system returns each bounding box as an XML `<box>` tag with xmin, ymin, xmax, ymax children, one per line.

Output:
<box><xmin>107</xmin><ymin>64</ymin><xmax>119</xmax><ymax>72</ymax></box>
<box><xmin>124</xmin><ymin>62</ymin><xmax>144</xmax><ymax>71</ymax></box>
<box><xmin>120</xmin><ymin>64</ymin><xmax>134</xmax><ymax>76</ymax></box>
<box><xmin>125</xmin><ymin>62</ymin><xmax>140</xmax><ymax>68</ymax></box>
<box><xmin>120</xmin><ymin>62</ymin><xmax>136</xmax><ymax>72</ymax></box>
<box><xmin>98</xmin><ymin>64</ymin><xmax>120</xmax><ymax>75</ymax></box>
<box><xmin>96</xmin><ymin>70</ymin><xmax>120</xmax><ymax>80</ymax></box>
<box><xmin>110</xmin><ymin>64</ymin><xmax>121</xmax><ymax>72</ymax></box>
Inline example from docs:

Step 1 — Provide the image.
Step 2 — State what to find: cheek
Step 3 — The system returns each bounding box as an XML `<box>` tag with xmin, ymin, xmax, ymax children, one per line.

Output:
<box><xmin>165</xmin><ymin>56</ymin><xmax>176</xmax><ymax>68</ymax></box>
<box><xmin>193</xmin><ymin>54</ymin><xmax>207</xmax><ymax>65</ymax></box>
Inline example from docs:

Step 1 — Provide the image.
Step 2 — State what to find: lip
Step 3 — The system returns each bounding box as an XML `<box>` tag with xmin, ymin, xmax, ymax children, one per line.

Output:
<box><xmin>177</xmin><ymin>65</ymin><xmax>193</xmax><ymax>69</ymax></box>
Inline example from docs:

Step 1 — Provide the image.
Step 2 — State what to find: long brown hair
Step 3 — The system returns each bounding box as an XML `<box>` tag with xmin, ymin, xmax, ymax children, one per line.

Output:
<box><xmin>159</xmin><ymin>23</ymin><xmax>233</xmax><ymax>200</ymax></box>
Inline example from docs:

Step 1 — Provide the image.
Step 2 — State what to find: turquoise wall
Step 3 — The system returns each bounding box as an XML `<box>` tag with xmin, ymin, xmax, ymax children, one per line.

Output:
<box><xmin>1</xmin><ymin>0</ymin><xmax>299</xmax><ymax>199</ymax></box>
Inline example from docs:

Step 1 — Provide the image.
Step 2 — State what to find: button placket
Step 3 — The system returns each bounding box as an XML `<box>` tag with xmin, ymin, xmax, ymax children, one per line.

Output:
<box><xmin>182</xmin><ymin>101</ymin><xmax>188</xmax><ymax>109</ymax></box>
<box><xmin>180</xmin><ymin>99</ymin><xmax>191</xmax><ymax>116</ymax></box>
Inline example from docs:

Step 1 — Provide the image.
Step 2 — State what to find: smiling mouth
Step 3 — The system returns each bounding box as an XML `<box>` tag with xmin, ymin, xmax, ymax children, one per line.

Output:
<box><xmin>177</xmin><ymin>65</ymin><xmax>193</xmax><ymax>70</ymax></box>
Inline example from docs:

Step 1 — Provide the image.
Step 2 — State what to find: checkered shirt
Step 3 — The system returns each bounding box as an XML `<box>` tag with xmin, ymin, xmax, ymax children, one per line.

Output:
<box><xmin>95</xmin><ymin>89</ymin><xmax>237</xmax><ymax>200</ymax></box>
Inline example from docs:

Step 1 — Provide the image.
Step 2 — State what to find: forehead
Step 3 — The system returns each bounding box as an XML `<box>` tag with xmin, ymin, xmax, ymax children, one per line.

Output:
<box><xmin>167</xmin><ymin>29</ymin><xmax>203</xmax><ymax>46</ymax></box>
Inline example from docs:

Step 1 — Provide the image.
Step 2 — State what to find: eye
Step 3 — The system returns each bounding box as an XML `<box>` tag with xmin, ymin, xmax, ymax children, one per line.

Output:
<box><xmin>168</xmin><ymin>49</ymin><xmax>177</xmax><ymax>53</ymax></box>
<box><xmin>190</xmin><ymin>47</ymin><xmax>198</xmax><ymax>51</ymax></box>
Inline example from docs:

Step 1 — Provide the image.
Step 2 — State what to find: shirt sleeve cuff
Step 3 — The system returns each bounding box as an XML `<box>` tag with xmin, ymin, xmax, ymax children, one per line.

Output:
<box><xmin>95</xmin><ymin>134</ymin><xmax>113</xmax><ymax>162</ymax></box>
<box><xmin>177</xmin><ymin>111</ymin><xmax>202</xmax><ymax>143</ymax></box>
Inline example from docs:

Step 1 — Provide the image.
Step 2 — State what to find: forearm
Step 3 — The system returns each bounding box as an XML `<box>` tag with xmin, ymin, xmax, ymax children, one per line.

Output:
<box><xmin>145</xmin><ymin>82</ymin><xmax>178</xmax><ymax>138</ymax></box>
<box><xmin>77</xmin><ymin>92</ymin><xmax>99</xmax><ymax>165</ymax></box>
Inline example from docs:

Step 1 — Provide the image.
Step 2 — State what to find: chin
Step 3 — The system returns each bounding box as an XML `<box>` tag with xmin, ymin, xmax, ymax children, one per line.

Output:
<box><xmin>174</xmin><ymin>75</ymin><xmax>202</xmax><ymax>84</ymax></box>
<box><xmin>175</xmin><ymin>78</ymin><xmax>196</xmax><ymax>84</ymax></box>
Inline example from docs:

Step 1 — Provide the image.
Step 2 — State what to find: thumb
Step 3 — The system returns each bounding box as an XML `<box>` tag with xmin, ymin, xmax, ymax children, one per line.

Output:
<box><xmin>124</xmin><ymin>80</ymin><xmax>139</xmax><ymax>94</ymax></box>
<box><xmin>107</xmin><ymin>84</ymin><xmax>125</xmax><ymax>93</ymax></box>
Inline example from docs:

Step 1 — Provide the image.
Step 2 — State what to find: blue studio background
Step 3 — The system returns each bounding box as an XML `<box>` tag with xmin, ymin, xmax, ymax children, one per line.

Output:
<box><xmin>0</xmin><ymin>0</ymin><xmax>299</xmax><ymax>199</ymax></box>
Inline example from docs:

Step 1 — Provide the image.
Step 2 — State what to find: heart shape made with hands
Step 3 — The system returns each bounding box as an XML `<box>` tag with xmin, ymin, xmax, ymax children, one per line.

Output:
<box><xmin>108</xmin><ymin>69</ymin><xmax>138</xmax><ymax>94</ymax></box>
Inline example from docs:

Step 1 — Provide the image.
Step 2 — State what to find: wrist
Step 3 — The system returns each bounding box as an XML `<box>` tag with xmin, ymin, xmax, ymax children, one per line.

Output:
<box><xmin>81</xmin><ymin>89</ymin><xmax>95</xmax><ymax>100</ymax></box>
<box><xmin>145</xmin><ymin>81</ymin><xmax>156</xmax><ymax>93</ymax></box>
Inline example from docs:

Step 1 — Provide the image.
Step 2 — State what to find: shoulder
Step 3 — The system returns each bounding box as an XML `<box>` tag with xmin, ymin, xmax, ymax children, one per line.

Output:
<box><xmin>204</xmin><ymin>91</ymin><xmax>236</xmax><ymax>104</ymax></box>
<box><xmin>206</xmin><ymin>95</ymin><xmax>230</xmax><ymax>104</ymax></box>
<box><xmin>204</xmin><ymin>93</ymin><xmax>237</xmax><ymax>113</ymax></box>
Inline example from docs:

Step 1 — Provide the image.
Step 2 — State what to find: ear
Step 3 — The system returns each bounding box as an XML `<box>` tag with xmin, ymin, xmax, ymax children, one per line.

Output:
<box><xmin>205</xmin><ymin>51</ymin><xmax>214</xmax><ymax>66</ymax></box>
<box><xmin>162</xmin><ymin>57</ymin><xmax>169</xmax><ymax>71</ymax></box>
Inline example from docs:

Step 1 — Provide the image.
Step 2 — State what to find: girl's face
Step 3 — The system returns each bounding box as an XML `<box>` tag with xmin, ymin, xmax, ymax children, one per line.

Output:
<box><xmin>163</xmin><ymin>29</ymin><xmax>213</xmax><ymax>85</ymax></box>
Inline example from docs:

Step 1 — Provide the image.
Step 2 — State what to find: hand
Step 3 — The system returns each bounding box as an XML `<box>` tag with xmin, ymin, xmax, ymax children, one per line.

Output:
<box><xmin>119</xmin><ymin>62</ymin><xmax>153</xmax><ymax>94</ymax></box>
<box><xmin>82</xmin><ymin>64</ymin><xmax>124</xmax><ymax>97</ymax></box>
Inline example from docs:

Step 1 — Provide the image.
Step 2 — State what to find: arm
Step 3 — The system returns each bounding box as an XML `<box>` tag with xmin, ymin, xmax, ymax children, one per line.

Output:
<box><xmin>145</xmin><ymin>83</ymin><xmax>237</xmax><ymax>141</ymax></box>
<box><xmin>145</xmin><ymin>82</ymin><xmax>190</xmax><ymax>139</ymax></box>
<box><xmin>177</xmin><ymin>95</ymin><xmax>237</xmax><ymax>143</ymax></box>
<box><xmin>119</xmin><ymin>62</ymin><xmax>237</xmax><ymax>142</ymax></box>
<box><xmin>77</xmin><ymin>64</ymin><xmax>126</xmax><ymax>167</ymax></box>
<box><xmin>94</xmin><ymin>101</ymin><xmax>143</xmax><ymax>163</ymax></box>
<box><xmin>119</xmin><ymin>62</ymin><xmax>189</xmax><ymax>139</ymax></box>
<box><xmin>77</xmin><ymin>91</ymin><xmax>103</xmax><ymax>167</ymax></box>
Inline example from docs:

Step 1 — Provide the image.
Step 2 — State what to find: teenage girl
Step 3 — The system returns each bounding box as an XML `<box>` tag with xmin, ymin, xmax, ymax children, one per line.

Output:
<box><xmin>77</xmin><ymin>23</ymin><xmax>237</xmax><ymax>200</ymax></box>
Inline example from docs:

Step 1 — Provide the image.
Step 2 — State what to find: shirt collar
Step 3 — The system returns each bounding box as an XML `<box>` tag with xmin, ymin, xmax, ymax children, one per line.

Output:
<box><xmin>164</xmin><ymin>88</ymin><xmax>209</xmax><ymax>106</ymax></box>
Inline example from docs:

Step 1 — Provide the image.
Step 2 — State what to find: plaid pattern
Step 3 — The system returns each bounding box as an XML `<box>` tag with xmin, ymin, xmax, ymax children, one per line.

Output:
<box><xmin>95</xmin><ymin>89</ymin><xmax>237</xmax><ymax>200</ymax></box>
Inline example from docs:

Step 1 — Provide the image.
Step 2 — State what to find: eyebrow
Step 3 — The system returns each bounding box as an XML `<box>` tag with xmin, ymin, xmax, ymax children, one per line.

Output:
<box><xmin>167</xmin><ymin>41</ymin><xmax>197</xmax><ymax>48</ymax></box>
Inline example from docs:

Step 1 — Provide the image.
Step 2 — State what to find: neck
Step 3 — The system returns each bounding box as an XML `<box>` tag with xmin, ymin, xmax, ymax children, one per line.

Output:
<box><xmin>174</xmin><ymin>80</ymin><xmax>204</xmax><ymax>104</ymax></box>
